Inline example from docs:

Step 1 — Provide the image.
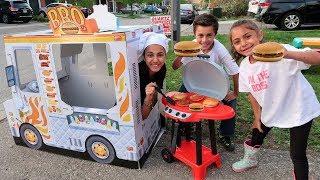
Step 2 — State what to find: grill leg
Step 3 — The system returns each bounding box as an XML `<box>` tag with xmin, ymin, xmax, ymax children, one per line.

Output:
<box><xmin>195</xmin><ymin>121</ymin><xmax>202</xmax><ymax>165</ymax></box>
<box><xmin>170</xmin><ymin>121</ymin><xmax>180</xmax><ymax>154</ymax></box>
<box><xmin>208</xmin><ymin>121</ymin><xmax>217</xmax><ymax>154</ymax></box>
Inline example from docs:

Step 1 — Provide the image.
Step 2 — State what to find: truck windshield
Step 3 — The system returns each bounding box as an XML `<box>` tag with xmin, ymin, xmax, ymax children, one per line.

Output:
<box><xmin>12</xmin><ymin>2</ymin><xmax>30</xmax><ymax>8</ymax></box>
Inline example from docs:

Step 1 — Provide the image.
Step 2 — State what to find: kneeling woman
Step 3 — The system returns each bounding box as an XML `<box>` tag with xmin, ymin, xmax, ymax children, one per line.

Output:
<box><xmin>138</xmin><ymin>32</ymin><xmax>169</xmax><ymax>119</ymax></box>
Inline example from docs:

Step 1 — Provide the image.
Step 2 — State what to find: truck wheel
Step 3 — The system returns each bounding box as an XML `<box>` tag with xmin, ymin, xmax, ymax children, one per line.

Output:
<box><xmin>86</xmin><ymin>136</ymin><xmax>116</xmax><ymax>164</ymax></box>
<box><xmin>2</xmin><ymin>14</ymin><xmax>11</xmax><ymax>24</ymax></box>
<box><xmin>39</xmin><ymin>11</ymin><xmax>46</xmax><ymax>18</ymax></box>
<box><xmin>161</xmin><ymin>148</ymin><xmax>175</xmax><ymax>163</ymax></box>
<box><xmin>280</xmin><ymin>12</ymin><xmax>301</xmax><ymax>30</ymax></box>
<box><xmin>20</xmin><ymin>124</ymin><xmax>43</xmax><ymax>149</ymax></box>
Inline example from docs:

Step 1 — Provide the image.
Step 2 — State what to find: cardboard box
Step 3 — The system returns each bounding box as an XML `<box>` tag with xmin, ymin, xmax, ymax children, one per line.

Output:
<box><xmin>3</xmin><ymin>5</ymin><xmax>165</xmax><ymax>168</ymax></box>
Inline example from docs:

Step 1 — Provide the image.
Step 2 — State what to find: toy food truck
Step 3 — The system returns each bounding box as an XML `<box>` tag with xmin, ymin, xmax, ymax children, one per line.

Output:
<box><xmin>3</xmin><ymin>5</ymin><xmax>165</xmax><ymax>168</ymax></box>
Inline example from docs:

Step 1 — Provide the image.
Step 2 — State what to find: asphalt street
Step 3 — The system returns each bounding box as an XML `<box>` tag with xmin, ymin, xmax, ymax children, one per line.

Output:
<box><xmin>1</xmin><ymin>120</ymin><xmax>319</xmax><ymax>180</ymax></box>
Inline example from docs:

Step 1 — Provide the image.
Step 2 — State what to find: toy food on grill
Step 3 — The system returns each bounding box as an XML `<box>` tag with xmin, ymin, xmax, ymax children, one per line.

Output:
<box><xmin>252</xmin><ymin>42</ymin><xmax>285</xmax><ymax>62</ymax></box>
<box><xmin>176</xmin><ymin>99</ymin><xmax>190</xmax><ymax>107</ymax></box>
<box><xmin>203</xmin><ymin>97</ymin><xmax>219</xmax><ymax>107</ymax></box>
<box><xmin>189</xmin><ymin>94</ymin><xmax>205</xmax><ymax>102</ymax></box>
<box><xmin>189</xmin><ymin>103</ymin><xmax>204</xmax><ymax>112</ymax></box>
<box><xmin>174</xmin><ymin>41</ymin><xmax>202</xmax><ymax>57</ymax></box>
<box><xmin>172</xmin><ymin>92</ymin><xmax>188</xmax><ymax>101</ymax></box>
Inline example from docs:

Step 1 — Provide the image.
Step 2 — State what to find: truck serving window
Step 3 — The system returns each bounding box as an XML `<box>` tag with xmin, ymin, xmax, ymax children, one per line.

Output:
<box><xmin>52</xmin><ymin>43</ymin><xmax>116</xmax><ymax>110</ymax></box>
<box><xmin>15</xmin><ymin>49</ymin><xmax>38</xmax><ymax>93</ymax></box>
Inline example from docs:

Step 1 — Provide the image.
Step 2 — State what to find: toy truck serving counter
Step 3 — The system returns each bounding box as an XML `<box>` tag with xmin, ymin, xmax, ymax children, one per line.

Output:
<box><xmin>3</xmin><ymin>5</ymin><xmax>165</xmax><ymax>168</ymax></box>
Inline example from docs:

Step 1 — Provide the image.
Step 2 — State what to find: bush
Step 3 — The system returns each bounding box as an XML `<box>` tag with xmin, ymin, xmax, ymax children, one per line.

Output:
<box><xmin>212</xmin><ymin>0</ymin><xmax>248</xmax><ymax>18</ymax></box>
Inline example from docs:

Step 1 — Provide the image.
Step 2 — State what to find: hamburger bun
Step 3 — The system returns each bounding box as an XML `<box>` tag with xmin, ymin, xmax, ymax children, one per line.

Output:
<box><xmin>189</xmin><ymin>103</ymin><xmax>204</xmax><ymax>112</ymax></box>
<box><xmin>189</xmin><ymin>94</ymin><xmax>205</xmax><ymax>102</ymax></box>
<box><xmin>203</xmin><ymin>97</ymin><xmax>219</xmax><ymax>107</ymax></box>
<box><xmin>176</xmin><ymin>99</ymin><xmax>190</xmax><ymax>107</ymax></box>
<box><xmin>172</xmin><ymin>92</ymin><xmax>187</xmax><ymax>101</ymax></box>
<box><xmin>174</xmin><ymin>41</ymin><xmax>202</xmax><ymax>57</ymax></box>
<box><xmin>252</xmin><ymin>42</ymin><xmax>285</xmax><ymax>62</ymax></box>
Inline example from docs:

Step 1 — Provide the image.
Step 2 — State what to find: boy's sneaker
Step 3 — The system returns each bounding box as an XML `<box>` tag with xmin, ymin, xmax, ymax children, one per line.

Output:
<box><xmin>218</xmin><ymin>136</ymin><xmax>235</xmax><ymax>152</ymax></box>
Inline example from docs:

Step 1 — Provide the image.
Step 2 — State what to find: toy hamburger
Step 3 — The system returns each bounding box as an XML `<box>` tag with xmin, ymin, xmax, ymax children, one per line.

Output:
<box><xmin>189</xmin><ymin>103</ymin><xmax>204</xmax><ymax>112</ymax></box>
<box><xmin>61</xmin><ymin>22</ymin><xmax>79</xmax><ymax>34</ymax></box>
<box><xmin>172</xmin><ymin>92</ymin><xmax>187</xmax><ymax>101</ymax></box>
<box><xmin>174</xmin><ymin>41</ymin><xmax>202</xmax><ymax>57</ymax></box>
<box><xmin>203</xmin><ymin>97</ymin><xmax>219</xmax><ymax>108</ymax></box>
<box><xmin>252</xmin><ymin>42</ymin><xmax>285</xmax><ymax>62</ymax></box>
<box><xmin>176</xmin><ymin>99</ymin><xmax>190</xmax><ymax>107</ymax></box>
<box><xmin>189</xmin><ymin>94</ymin><xmax>205</xmax><ymax>102</ymax></box>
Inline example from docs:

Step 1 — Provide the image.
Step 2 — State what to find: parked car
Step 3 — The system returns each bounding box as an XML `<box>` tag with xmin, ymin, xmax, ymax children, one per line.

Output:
<box><xmin>119</xmin><ymin>5</ymin><xmax>141</xmax><ymax>14</ymax></box>
<box><xmin>0</xmin><ymin>0</ymin><xmax>33</xmax><ymax>23</ymax></box>
<box><xmin>158</xmin><ymin>5</ymin><xmax>168</xmax><ymax>14</ymax></box>
<box><xmin>180</xmin><ymin>4</ymin><xmax>198</xmax><ymax>24</ymax></box>
<box><xmin>143</xmin><ymin>5</ymin><xmax>162</xmax><ymax>14</ymax></box>
<box><xmin>256</xmin><ymin>0</ymin><xmax>320</xmax><ymax>30</ymax></box>
<box><xmin>247</xmin><ymin>0</ymin><xmax>260</xmax><ymax>16</ymax></box>
<box><xmin>39</xmin><ymin>3</ymin><xmax>91</xmax><ymax>18</ymax></box>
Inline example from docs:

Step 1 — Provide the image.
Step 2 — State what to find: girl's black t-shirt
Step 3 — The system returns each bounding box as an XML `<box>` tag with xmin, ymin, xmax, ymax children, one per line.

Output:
<box><xmin>139</xmin><ymin>61</ymin><xmax>166</xmax><ymax>105</ymax></box>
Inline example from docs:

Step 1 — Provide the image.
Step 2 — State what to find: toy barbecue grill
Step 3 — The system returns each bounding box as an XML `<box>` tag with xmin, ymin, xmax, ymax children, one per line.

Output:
<box><xmin>161</xmin><ymin>55</ymin><xmax>235</xmax><ymax>180</ymax></box>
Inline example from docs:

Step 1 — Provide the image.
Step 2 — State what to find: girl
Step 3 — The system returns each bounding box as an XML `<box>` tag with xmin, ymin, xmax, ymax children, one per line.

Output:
<box><xmin>138</xmin><ymin>32</ymin><xmax>169</xmax><ymax>119</ymax></box>
<box><xmin>229</xmin><ymin>19</ymin><xmax>320</xmax><ymax>180</ymax></box>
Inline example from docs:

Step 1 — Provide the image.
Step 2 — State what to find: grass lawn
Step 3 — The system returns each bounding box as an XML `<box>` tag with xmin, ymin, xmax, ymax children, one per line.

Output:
<box><xmin>164</xmin><ymin>29</ymin><xmax>320</xmax><ymax>152</ymax></box>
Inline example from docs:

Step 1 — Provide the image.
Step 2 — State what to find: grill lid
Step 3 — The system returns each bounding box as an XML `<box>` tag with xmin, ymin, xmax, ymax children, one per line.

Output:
<box><xmin>182</xmin><ymin>59</ymin><xmax>229</xmax><ymax>100</ymax></box>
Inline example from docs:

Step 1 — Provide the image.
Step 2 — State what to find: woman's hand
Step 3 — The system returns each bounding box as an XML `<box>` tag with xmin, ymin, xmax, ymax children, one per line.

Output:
<box><xmin>252</xmin><ymin>118</ymin><xmax>263</xmax><ymax>133</ymax></box>
<box><xmin>145</xmin><ymin>82</ymin><xmax>157</xmax><ymax>99</ymax></box>
<box><xmin>224</xmin><ymin>91</ymin><xmax>237</xmax><ymax>102</ymax></box>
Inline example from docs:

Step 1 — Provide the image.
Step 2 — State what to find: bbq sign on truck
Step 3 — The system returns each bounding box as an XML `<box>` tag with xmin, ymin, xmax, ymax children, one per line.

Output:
<box><xmin>151</xmin><ymin>15</ymin><xmax>171</xmax><ymax>35</ymax></box>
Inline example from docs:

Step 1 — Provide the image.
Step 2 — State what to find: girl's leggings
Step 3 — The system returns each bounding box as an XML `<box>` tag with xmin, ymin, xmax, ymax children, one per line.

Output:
<box><xmin>251</xmin><ymin>120</ymin><xmax>313</xmax><ymax>180</ymax></box>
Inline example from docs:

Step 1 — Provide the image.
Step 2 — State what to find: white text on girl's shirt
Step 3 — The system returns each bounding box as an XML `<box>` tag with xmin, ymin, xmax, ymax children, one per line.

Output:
<box><xmin>248</xmin><ymin>70</ymin><xmax>269</xmax><ymax>92</ymax></box>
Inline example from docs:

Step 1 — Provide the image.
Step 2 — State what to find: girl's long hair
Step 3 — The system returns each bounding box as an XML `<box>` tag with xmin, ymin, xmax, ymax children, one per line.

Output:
<box><xmin>229</xmin><ymin>19</ymin><xmax>262</xmax><ymax>63</ymax></box>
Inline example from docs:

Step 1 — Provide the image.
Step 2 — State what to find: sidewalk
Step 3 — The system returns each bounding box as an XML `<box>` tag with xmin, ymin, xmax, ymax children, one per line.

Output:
<box><xmin>0</xmin><ymin>120</ymin><xmax>319</xmax><ymax>179</ymax></box>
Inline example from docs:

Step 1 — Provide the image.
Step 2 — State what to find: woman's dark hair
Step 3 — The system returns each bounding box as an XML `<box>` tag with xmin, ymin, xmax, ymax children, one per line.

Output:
<box><xmin>229</xmin><ymin>19</ymin><xmax>262</xmax><ymax>63</ymax></box>
<box><xmin>193</xmin><ymin>13</ymin><xmax>219</xmax><ymax>35</ymax></box>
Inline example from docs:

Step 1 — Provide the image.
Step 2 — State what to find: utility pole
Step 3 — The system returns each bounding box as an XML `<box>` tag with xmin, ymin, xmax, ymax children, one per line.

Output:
<box><xmin>171</xmin><ymin>0</ymin><xmax>181</xmax><ymax>45</ymax></box>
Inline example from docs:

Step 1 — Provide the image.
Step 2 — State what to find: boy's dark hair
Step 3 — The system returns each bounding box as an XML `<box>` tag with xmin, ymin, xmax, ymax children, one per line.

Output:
<box><xmin>193</xmin><ymin>13</ymin><xmax>219</xmax><ymax>35</ymax></box>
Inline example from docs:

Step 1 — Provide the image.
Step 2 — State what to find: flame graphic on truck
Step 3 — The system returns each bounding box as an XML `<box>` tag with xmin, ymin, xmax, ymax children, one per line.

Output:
<box><xmin>24</xmin><ymin>97</ymin><xmax>51</xmax><ymax>140</ymax></box>
<box><xmin>114</xmin><ymin>52</ymin><xmax>132</xmax><ymax>122</ymax></box>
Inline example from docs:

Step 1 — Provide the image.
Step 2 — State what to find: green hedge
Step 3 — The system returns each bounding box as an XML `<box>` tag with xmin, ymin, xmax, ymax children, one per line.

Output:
<box><xmin>215</xmin><ymin>0</ymin><xmax>249</xmax><ymax>17</ymax></box>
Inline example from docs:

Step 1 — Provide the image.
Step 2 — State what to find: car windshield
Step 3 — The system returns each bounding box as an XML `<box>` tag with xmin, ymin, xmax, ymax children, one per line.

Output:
<box><xmin>181</xmin><ymin>4</ymin><xmax>192</xmax><ymax>10</ymax></box>
<box><xmin>12</xmin><ymin>1</ymin><xmax>30</xmax><ymax>8</ymax></box>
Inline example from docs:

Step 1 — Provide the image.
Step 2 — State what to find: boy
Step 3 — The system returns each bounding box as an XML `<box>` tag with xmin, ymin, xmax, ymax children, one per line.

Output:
<box><xmin>172</xmin><ymin>13</ymin><xmax>239</xmax><ymax>151</ymax></box>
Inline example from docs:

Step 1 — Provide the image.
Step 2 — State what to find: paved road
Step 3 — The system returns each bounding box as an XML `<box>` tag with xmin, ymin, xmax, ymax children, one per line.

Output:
<box><xmin>1</xmin><ymin>120</ymin><xmax>319</xmax><ymax>180</ymax></box>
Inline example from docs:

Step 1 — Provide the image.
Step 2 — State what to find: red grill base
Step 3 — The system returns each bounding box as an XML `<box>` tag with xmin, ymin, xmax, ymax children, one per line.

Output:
<box><xmin>174</xmin><ymin>140</ymin><xmax>222</xmax><ymax>180</ymax></box>
<box><xmin>162</xmin><ymin>93</ymin><xmax>235</xmax><ymax>180</ymax></box>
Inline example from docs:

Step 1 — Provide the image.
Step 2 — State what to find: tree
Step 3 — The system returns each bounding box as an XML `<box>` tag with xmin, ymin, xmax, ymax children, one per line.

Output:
<box><xmin>180</xmin><ymin>0</ymin><xmax>190</xmax><ymax>4</ymax></box>
<box><xmin>145</xmin><ymin>0</ymin><xmax>162</xmax><ymax>4</ymax></box>
<box><xmin>67</xmin><ymin>0</ymin><xmax>94</xmax><ymax>8</ymax></box>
